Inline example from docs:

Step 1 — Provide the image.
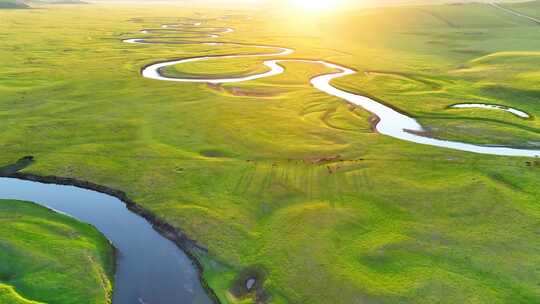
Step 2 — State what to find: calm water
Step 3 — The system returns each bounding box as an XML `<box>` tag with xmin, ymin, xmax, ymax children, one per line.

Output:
<box><xmin>0</xmin><ymin>177</ymin><xmax>212</xmax><ymax>304</ymax></box>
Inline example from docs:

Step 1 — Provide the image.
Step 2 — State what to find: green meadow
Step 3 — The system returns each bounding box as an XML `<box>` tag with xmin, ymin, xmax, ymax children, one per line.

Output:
<box><xmin>505</xmin><ymin>0</ymin><xmax>540</xmax><ymax>19</ymax></box>
<box><xmin>0</xmin><ymin>200</ymin><xmax>114</xmax><ymax>304</ymax></box>
<box><xmin>0</xmin><ymin>1</ymin><xmax>540</xmax><ymax>303</ymax></box>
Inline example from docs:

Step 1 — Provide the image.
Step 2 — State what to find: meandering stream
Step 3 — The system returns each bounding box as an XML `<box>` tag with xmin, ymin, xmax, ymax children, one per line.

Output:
<box><xmin>2</xmin><ymin>14</ymin><xmax>539</xmax><ymax>304</ymax></box>
<box><xmin>127</xmin><ymin>21</ymin><xmax>540</xmax><ymax>158</ymax></box>
<box><xmin>0</xmin><ymin>177</ymin><xmax>213</xmax><ymax>304</ymax></box>
<box><xmin>450</xmin><ymin>103</ymin><xmax>530</xmax><ymax>119</ymax></box>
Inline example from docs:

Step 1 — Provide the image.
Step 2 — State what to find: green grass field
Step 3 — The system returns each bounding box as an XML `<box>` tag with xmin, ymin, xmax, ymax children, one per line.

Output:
<box><xmin>1</xmin><ymin>1</ymin><xmax>540</xmax><ymax>303</ymax></box>
<box><xmin>0</xmin><ymin>200</ymin><xmax>114</xmax><ymax>304</ymax></box>
<box><xmin>505</xmin><ymin>0</ymin><xmax>540</xmax><ymax>19</ymax></box>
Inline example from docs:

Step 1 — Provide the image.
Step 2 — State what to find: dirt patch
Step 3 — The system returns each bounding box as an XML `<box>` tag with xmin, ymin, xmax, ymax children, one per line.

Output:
<box><xmin>307</xmin><ymin>155</ymin><xmax>342</xmax><ymax>165</ymax></box>
<box><xmin>206</xmin><ymin>83</ymin><xmax>279</xmax><ymax>97</ymax></box>
<box><xmin>368</xmin><ymin>115</ymin><xmax>381</xmax><ymax>132</ymax></box>
<box><xmin>230</xmin><ymin>265</ymin><xmax>268</xmax><ymax>303</ymax></box>
<box><xmin>525</xmin><ymin>160</ymin><xmax>540</xmax><ymax>167</ymax></box>
<box><xmin>200</xmin><ymin>149</ymin><xmax>227</xmax><ymax>158</ymax></box>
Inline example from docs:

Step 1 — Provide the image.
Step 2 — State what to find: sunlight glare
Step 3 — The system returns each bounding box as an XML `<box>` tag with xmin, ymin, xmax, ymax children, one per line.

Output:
<box><xmin>291</xmin><ymin>0</ymin><xmax>342</xmax><ymax>12</ymax></box>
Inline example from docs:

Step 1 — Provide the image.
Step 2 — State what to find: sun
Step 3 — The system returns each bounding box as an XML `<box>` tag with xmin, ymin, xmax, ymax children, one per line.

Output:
<box><xmin>291</xmin><ymin>0</ymin><xmax>341</xmax><ymax>11</ymax></box>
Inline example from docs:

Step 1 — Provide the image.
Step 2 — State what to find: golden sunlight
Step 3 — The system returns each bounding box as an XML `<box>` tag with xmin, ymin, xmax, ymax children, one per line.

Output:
<box><xmin>290</xmin><ymin>0</ymin><xmax>343</xmax><ymax>12</ymax></box>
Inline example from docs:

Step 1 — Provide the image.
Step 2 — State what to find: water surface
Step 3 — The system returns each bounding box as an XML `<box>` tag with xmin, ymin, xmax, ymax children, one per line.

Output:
<box><xmin>0</xmin><ymin>177</ymin><xmax>213</xmax><ymax>304</ymax></box>
<box><xmin>130</xmin><ymin>22</ymin><xmax>540</xmax><ymax>158</ymax></box>
<box><xmin>450</xmin><ymin>103</ymin><xmax>530</xmax><ymax>118</ymax></box>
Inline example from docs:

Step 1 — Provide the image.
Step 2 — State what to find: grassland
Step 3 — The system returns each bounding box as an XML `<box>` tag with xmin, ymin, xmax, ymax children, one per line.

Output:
<box><xmin>0</xmin><ymin>1</ymin><xmax>540</xmax><ymax>303</ymax></box>
<box><xmin>0</xmin><ymin>200</ymin><xmax>114</xmax><ymax>304</ymax></box>
<box><xmin>505</xmin><ymin>0</ymin><xmax>540</xmax><ymax>19</ymax></box>
<box><xmin>160</xmin><ymin>57</ymin><xmax>271</xmax><ymax>79</ymax></box>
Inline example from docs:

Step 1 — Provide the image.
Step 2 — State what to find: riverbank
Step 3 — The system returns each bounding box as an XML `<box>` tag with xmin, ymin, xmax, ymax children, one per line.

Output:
<box><xmin>1</xmin><ymin>3</ymin><xmax>540</xmax><ymax>303</ymax></box>
<box><xmin>133</xmin><ymin>21</ymin><xmax>540</xmax><ymax>157</ymax></box>
<box><xmin>0</xmin><ymin>158</ymin><xmax>220</xmax><ymax>304</ymax></box>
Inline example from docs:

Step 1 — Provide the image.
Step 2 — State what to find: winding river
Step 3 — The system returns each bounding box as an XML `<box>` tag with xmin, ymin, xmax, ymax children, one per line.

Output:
<box><xmin>0</xmin><ymin>177</ymin><xmax>213</xmax><ymax>304</ymax></box>
<box><xmin>2</xmin><ymin>14</ymin><xmax>539</xmax><ymax>304</ymax></box>
<box><xmin>450</xmin><ymin>103</ymin><xmax>530</xmax><ymax>119</ymax></box>
<box><xmin>126</xmin><ymin>21</ymin><xmax>540</xmax><ymax>158</ymax></box>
